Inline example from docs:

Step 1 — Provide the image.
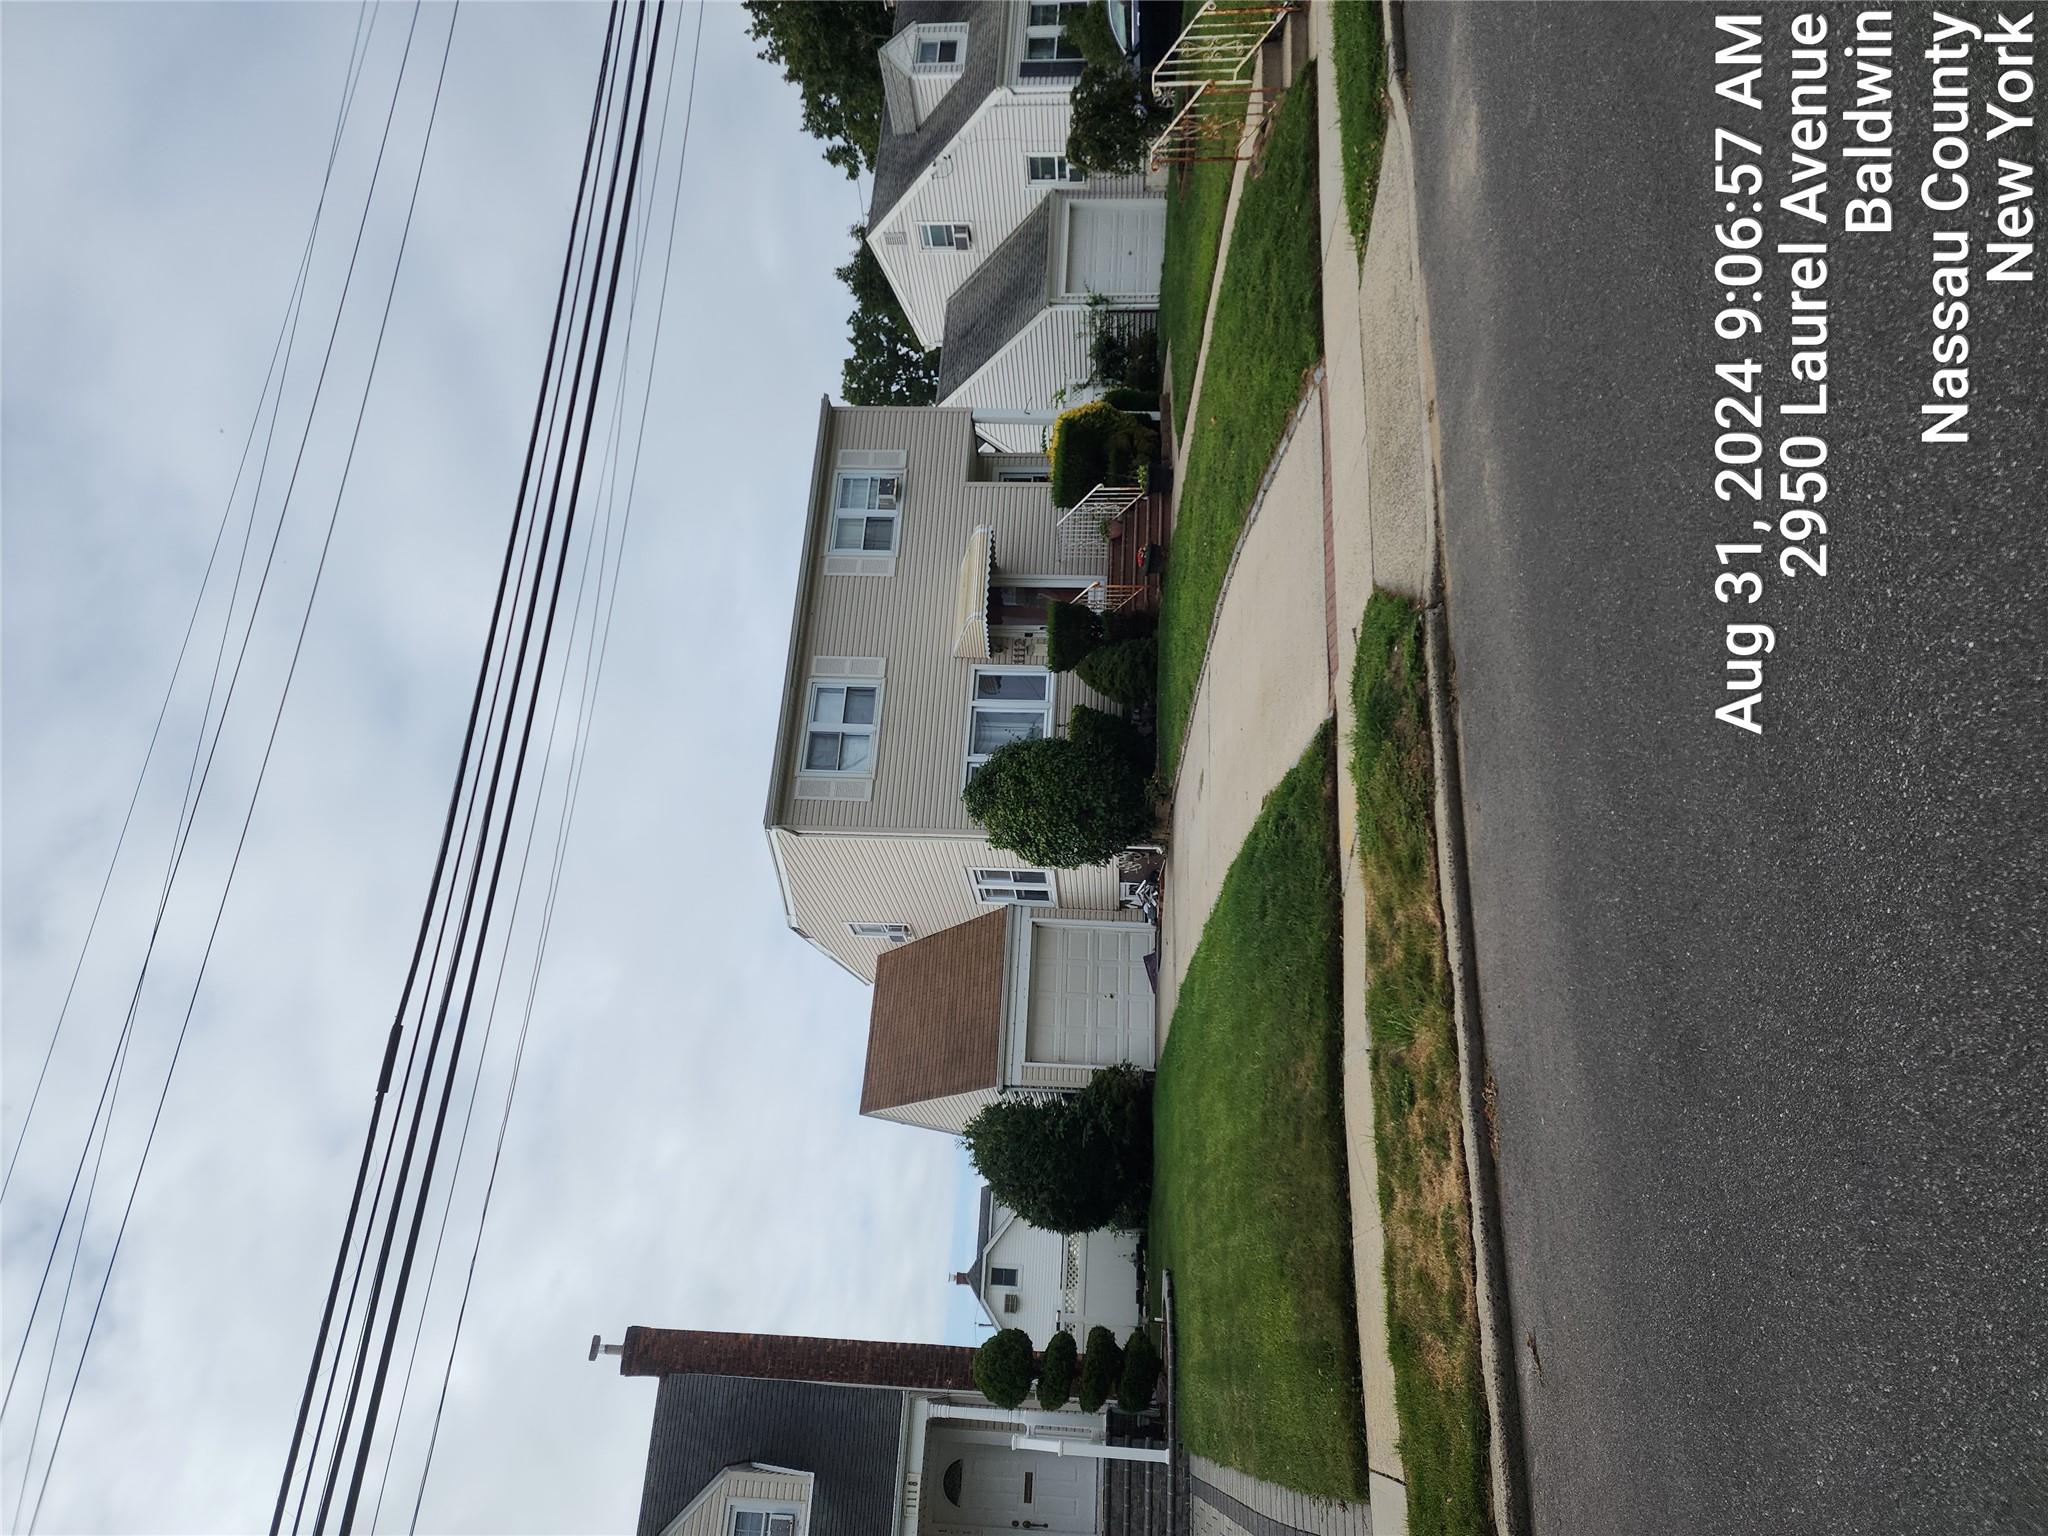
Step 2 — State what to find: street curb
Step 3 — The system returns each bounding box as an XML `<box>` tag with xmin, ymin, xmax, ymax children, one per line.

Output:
<box><xmin>1424</xmin><ymin>603</ymin><xmax>1531</xmax><ymax>1536</ymax></box>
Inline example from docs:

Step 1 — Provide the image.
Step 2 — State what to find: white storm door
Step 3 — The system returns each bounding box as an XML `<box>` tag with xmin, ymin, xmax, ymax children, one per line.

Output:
<box><xmin>1026</xmin><ymin>921</ymin><xmax>1156</xmax><ymax>1070</ymax></box>
<box><xmin>1061</xmin><ymin>200</ymin><xmax>1165</xmax><ymax>300</ymax></box>
<box><xmin>954</xmin><ymin>1448</ymin><xmax>1097</xmax><ymax>1533</ymax></box>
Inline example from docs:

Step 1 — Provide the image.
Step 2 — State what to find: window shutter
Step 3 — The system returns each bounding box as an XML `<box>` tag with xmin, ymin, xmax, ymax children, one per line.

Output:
<box><xmin>794</xmin><ymin>775</ymin><xmax>874</xmax><ymax>801</ymax></box>
<box><xmin>811</xmin><ymin>656</ymin><xmax>886</xmax><ymax>679</ymax></box>
<box><xmin>823</xmin><ymin>552</ymin><xmax>897</xmax><ymax>577</ymax></box>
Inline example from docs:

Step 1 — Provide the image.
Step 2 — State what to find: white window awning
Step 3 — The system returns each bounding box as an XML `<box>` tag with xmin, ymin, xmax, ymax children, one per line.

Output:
<box><xmin>952</xmin><ymin>526</ymin><xmax>997</xmax><ymax>659</ymax></box>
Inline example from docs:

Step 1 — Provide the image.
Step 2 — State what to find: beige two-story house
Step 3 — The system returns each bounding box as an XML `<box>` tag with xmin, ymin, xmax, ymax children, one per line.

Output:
<box><xmin>763</xmin><ymin>402</ymin><xmax>1155</xmax><ymax>1013</ymax></box>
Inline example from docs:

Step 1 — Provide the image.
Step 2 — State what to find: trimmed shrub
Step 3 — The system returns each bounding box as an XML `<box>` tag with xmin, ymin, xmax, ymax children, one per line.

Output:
<box><xmin>1104</xmin><ymin>608</ymin><xmax>1158</xmax><ymax>644</ymax></box>
<box><xmin>1046</xmin><ymin>600</ymin><xmax>1105</xmax><ymax>672</ymax></box>
<box><xmin>961</xmin><ymin>1065</ymin><xmax>1154</xmax><ymax>1234</ymax></box>
<box><xmin>1067</xmin><ymin>703</ymin><xmax>1152</xmax><ymax>775</ymax></box>
<box><xmin>1036</xmin><ymin>1329</ymin><xmax>1079</xmax><ymax>1411</ymax></box>
<box><xmin>1117</xmin><ymin>1328</ymin><xmax>1163</xmax><ymax>1412</ymax></box>
<box><xmin>1048</xmin><ymin>400</ymin><xmax>1158</xmax><ymax>509</ymax></box>
<box><xmin>1068</xmin><ymin>61</ymin><xmax>1163</xmax><ymax>176</ymax></box>
<box><xmin>973</xmin><ymin>1328</ymin><xmax>1037</xmax><ymax>1409</ymax></box>
<box><xmin>962</xmin><ymin>729</ymin><xmax>1153</xmax><ymax>869</ymax></box>
<box><xmin>1077</xmin><ymin>636</ymin><xmax>1157</xmax><ymax>706</ymax></box>
<box><xmin>1077</xmin><ymin>1326</ymin><xmax>1125</xmax><ymax>1414</ymax></box>
<box><xmin>1101</xmin><ymin>385</ymin><xmax>1159</xmax><ymax>415</ymax></box>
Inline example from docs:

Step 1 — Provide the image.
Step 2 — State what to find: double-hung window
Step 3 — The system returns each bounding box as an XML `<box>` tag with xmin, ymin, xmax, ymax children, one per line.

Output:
<box><xmin>831</xmin><ymin>472</ymin><xmax>899</xmax><ymax>555</ymax></box>
<box><xmin>965</xmin><ymin>668</ymin><xmax>1052</xmax><ymax>781</ymax></box>
<box><xmin>1026</xmin><ymin>154</ymin><xmax>1086</xmax><ymax>185</ymax></box>
<box><xmin>971</xmin><ymin>867</ymin><xmax>1055</xmax><ymax>906</ymax></box>
<box><xmin>730</xmin><ymin>1512</ymin><xmax>797</xmax><ymax>1536</ymax></box>
<box><xmin>806</xmin><ymin>682</ymin><xmax>880</xmax><ymax>775</ymax></box>
<box><xmin>918</xmin><ymin>221</ymin><xmax>971</xmax><ymax>250</ymax></box>
<box><xmin>1024</xmin><ymin>3</ymin><xmax>1086</xmax><ymax>62</ymax></box>
<box><xmin>915</xmin><ymin>35</ymin><xmax>959</xmax><ymax>66</ymax></box>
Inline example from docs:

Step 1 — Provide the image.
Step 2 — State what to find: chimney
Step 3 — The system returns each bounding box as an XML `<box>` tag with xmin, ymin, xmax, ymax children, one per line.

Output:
<box><xmin>951</xmin><ymin>1270</ymin><xmax>976</xmax><ymax>1288</ymax></box>
<box><xmin>617</xmin><ymin>1327</ymin><xmax>979</xmax><ymax>1392</ymax></box>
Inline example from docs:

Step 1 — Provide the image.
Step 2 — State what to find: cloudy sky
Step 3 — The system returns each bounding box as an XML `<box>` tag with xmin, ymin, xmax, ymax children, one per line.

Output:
<box><xmin>1</xmin><ymin>4</ymin><xmax>984</xmax><ymax>1531</ymax></box>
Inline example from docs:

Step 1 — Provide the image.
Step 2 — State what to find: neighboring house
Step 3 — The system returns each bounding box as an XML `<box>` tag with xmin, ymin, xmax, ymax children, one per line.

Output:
<box><xmin>614</xmin><ymin>1325</ymin><xmax>1164</xmax><ymax>1536</ymax></box>
<box><xmin>956</xmin><ymin>1184</ymin><xmax>1144</xmax><ymax>1343</ymax></box>
<box><xmin>764</xmin><ymin>401</ymin><xmax>1155</xmax><ymax>985</ymax></box>
<box><xmin>861</xmin><ymin>908</ymin><xmax>1155</xmax><ymax>1136</ymax></box>
<box><xmin>935</xmin><ymin>199</ymin><xmax>1161</xmax><ymax>454</ymax></box>
<box><xmin>867</xmin><ymin>1</ymin><xmax>1162</xmax><ymax>352</ymax></box>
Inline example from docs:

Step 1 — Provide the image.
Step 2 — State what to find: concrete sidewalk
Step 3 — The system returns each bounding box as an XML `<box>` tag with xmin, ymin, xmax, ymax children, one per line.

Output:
<box><xmin>1153</xmin><ymin>5</ymin><xmax>1447</xmax><ymax>1532</ymax></box>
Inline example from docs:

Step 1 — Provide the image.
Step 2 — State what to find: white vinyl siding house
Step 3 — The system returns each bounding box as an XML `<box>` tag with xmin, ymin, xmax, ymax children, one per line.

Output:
<box><xmin>764</xmin><ymin>402</ymin><xmax>1145</xmax><ymax>984</ymax></box>
<box><xmin>964</xmin><ymin>1190</ymin><xmax>1144</xmax><ymax>1343</ymax></box>
<box><xmin>872</xmin><ymin>105</ymin><xmax>1151</xmax><ymax>347</ymax></box>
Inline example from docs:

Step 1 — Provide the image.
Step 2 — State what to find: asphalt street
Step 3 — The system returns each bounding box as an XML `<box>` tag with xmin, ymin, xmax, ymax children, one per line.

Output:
<box><xmin>1398</xmin><ymin>5</ymin><xmax>2046</xmax><ymax>1533</ymax></box>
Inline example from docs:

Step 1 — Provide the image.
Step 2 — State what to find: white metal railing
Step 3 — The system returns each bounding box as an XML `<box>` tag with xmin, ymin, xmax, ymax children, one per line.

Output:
<box><xmin>1151</xmin><ymin>1</ymin><xmax>1297</xmax><ymax>92</ymax></box>
<box><xmin>1073</xmin><ymin>582</ymin><xmax>1147</xmax><ymax>615</ymax></box>
<box><xmin>1147</xmin><ymin>1</ymin><xmax>1300</xmax><ymax>170</ymax></box>
<box><xmin>1055</xmin><ymin>482</ymin><xmax>1144</xmax><ymax>572</ymax></box>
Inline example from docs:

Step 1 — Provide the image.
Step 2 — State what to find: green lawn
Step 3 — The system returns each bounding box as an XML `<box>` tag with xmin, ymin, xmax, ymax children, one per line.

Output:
<box><xmin>1330</xmin><ymin>0</ymin><xmax>1389</xmax><ymax>252</ymax></box>
<box><xmin>1150</xmin><ymin>726</ymin><xmax>1368</xmax><ymax>1499</ymax></box>
<box><xmin>1156</xmin><ymin>0</ymin><xmax>1233</xmax><ymax>440</ymax></box>
<box><xmin>1156</xmin><ymin>66</ymin><xmax>1323</xmax><ymax>774</ymax></box>
<box><xmin>1158</xmin><ymin>158</ymin><xmax>1232</xmax><ymax>441</ymax></box>
<box><xmin>1349</xmin><ymin>594</ymin><xmax>1492</xmax><ymax>1536</ymax></box>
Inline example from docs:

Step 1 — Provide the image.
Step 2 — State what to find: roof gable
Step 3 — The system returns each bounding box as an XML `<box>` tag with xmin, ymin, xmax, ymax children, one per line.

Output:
<box><xmin>862</xmin><ymin>909</ymin><xmax>1009</xmax><ymax>1114</ymax></box>
<box><xmin>869</xmin><ymin>1</ymin><xmax>1005</xmax><ymax>225</ymax></box>
<box><xmin>935</xmin><ymin>199</ymin><xmax>1056</xmax><ymax>399</ymax></box>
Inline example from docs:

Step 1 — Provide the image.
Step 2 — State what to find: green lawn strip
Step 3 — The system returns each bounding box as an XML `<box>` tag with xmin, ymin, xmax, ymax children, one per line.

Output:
<box><xmin>1349</xmin><ymin>593</ymin><xmax>1492</xmax><ymax>1536</ymax></box>
<box><xmin>1330</xmin><ymin>0</ymin><xmax>1389</xmax><ymax>252</ymax></box>
<box><xmin>1159</xmin><ymin>158</ymin><xmax>1231</xmax><ymax>441</ymax></box>
<box><xmin>1149</xmin><ymin>725</ymin><xmax>1369</xmax><ymax>1499</ymax></box>
<box><xmin>1157</xmin><ymin>67</ymin><xmax>1324</xmax><ymax>773</ymax></box>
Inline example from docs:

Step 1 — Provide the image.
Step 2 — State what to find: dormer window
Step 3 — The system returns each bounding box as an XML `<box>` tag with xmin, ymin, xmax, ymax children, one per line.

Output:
<box><xmin>916</xmin><ymin>35</ymin><xmax>959</xmax><ymax>66</ymax></box>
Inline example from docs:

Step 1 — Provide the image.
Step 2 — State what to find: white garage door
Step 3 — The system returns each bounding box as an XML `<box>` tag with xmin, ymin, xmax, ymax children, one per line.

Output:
<box><xmin>1062</xmin><ymin>199</ymin><xmax>1166</xmax><ymax>300</ymax></box>
<box><xmin>1025</xmin><ymin>921</ymin><xmax>1156</xmax><ymax>1069</ymax></box>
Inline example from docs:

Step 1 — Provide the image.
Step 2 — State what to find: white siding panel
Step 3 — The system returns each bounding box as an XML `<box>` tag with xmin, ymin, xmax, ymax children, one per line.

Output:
<box><xmin>941</xmin><ymin>306</ymin><xmax>1106</xmax><ymax>454</ymax></box>
<box><xmin>872</xmin><ymin>96</ymin><xmax>1150</xmax><ymax>346</ymax></box>
<box><xmin>771</xmin><ymin>828</ymin><xmax>1137</xmax><ymax>983</ymax></box>
<box><xmin>869</xmin><ymin>1086</ymin><xmax>1001</xmax><ymax>1136</ymax></box>
<box><xmin>667</xmin><ymin>1469</ymin><xmax>812</xmax><ymax>1536</ymax></box>
<box><xmin>983</xmin><ymin>1217</ymin><xmax>1065</xmax><ymax>1341</ymax></box>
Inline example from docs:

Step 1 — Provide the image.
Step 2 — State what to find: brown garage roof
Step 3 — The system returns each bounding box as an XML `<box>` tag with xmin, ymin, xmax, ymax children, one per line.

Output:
<box><xmin>861</xmin><ymin>909</ymin><xmax>1007</xmax><ymax>1115</ymax></box>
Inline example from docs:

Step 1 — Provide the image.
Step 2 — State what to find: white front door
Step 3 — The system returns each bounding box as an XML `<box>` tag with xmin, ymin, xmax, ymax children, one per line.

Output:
<box><xmin>949</xmin><ymin>1447</ymin><xmax>1097</xmax><ymax>1533</ymax></box>
<box><xmin>1061</xmin><ymin>199</ymin><xmax>1165</xmax><ymax>300</ymax></box>
<box><xmin>1025</xmin><ymin>921</ymin><xmax>1156</xmax><ymax>1070</ymax></box>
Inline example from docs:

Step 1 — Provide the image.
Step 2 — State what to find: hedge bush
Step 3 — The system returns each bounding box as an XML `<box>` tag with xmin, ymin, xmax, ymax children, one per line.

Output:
<box><xmin>1048</xmin><ymin>400</ymin><xmax>1157</xmax><ymax>509</ymax></box>
<box><xmin>1118</xmin><ymin>1328</ymin><xmax>1163</xmax><ymax>1412</ymax></box>
<box><xmin>1036</xmin><ymin>1329</ymin><xmax>1079</xmax><ymax>1411</ymax></box>
<box><xmin>962</xmin><ymin>724</ymin><xmax>1154</xmax><ymax>868</ymax></box>
<box><xmin>961</xmin><ymin>1065</ymin><xmax>1154</xmax><ymax>1234</ymax></box>
<box><xmin>973</xmin><ymin>1328</ymin><xmax>1037</xmax><ymax>1409</ymax></box>
<box><xmin>1077</xmin><ymin>636</ymin><xmax>1157</xmax><ymax>706</ymax></box>
<box><xmin>1067</xmin><ymin>702</ymin><xmax>1152</xmax><ymax>774</ymax></box>
<box><xmin>1077</xmin><ymin>1326</ymin><xmax>1125</xmax><ymax>1414</ymax></box>
<box><xmin>1046</xmin><ymin>601</ymin><xmax>1104</xmax><ymax>672</ymax></box>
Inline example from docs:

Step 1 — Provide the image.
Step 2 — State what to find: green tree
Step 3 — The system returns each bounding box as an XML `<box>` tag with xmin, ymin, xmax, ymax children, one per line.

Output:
<box><xmin>836</xmin><ymin>229</ymin><xmax>940</xmax><ymax>406</ymax></box>
<box><xmin>742</xmin><ymin>0</ymin><xmax>893</xmax><ymax>178</ymax></box>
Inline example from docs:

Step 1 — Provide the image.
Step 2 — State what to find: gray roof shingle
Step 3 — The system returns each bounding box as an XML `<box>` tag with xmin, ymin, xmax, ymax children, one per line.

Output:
<box><xmin>635</xmin><ymin>1376</ymin><xmax>904</xmax><ymax>1536</ymax></box>
<box><xmin>935</xmin><ymin>199</ymin><xmax>1055</xmax><ymax>398</ymax></box>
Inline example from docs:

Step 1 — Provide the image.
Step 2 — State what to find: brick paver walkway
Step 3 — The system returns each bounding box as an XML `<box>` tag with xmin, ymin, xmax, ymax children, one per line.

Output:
<box><xmin>1188</xmin><ymin>1455</ymin><xmax>1375</xmax><ymax>1536</ymax></box>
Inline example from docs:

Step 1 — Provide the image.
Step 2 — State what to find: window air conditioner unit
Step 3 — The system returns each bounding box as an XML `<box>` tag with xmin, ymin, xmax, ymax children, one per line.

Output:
<box><xmin>1003</xmin><ymin>1294</ymin><xmax>1021</xmax><ymax>1313</ymax></box>
<box><xmin>952</xmin><ymin>225</ymin><xmax>973</xmax><ymax>250</ymax></box>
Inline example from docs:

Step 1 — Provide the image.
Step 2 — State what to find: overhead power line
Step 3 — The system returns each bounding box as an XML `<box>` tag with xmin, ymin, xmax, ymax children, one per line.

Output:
<box><xmin>21</xmin><ymin>8</ymin><xmax>462</xmax><ymax>1528</ymax></box>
